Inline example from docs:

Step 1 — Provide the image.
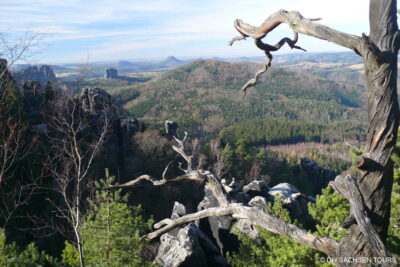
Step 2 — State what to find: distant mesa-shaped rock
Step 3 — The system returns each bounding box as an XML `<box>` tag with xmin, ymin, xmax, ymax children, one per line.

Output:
<box><xmin>105</xmin><ymin>68</ymin><xmax>118</xmax><ymax>79</ymax></box>
<box><xmin>104</xmin><ymin>67</ymin><xmax>150</xmax><ymax>83</ymax></box>
<box><xmin>13</xmin><ymin>65</ymin><xmax>56</xmax><ymax>85</ymax></box>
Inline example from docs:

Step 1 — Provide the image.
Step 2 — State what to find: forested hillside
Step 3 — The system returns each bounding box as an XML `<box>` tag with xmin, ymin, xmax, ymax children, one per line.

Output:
<box><xmin>108</xmin><ymin>59</ymin><xmax>366</xmax><ymax>142</ymax></box>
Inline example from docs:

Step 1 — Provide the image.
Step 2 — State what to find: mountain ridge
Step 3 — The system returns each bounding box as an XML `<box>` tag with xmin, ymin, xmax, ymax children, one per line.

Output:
<box><xmin>111</xmin><ymin>59</ymin><xmax>366</xmax><ymax>136</ymax></box>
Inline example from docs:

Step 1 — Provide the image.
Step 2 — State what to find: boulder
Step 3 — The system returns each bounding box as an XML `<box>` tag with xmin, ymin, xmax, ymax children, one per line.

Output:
<box><xmin>155</xmin><ymin>223</ymin><xmax>207</xmax><ymax>267</ymax></box>
<box><xmin>171</xmin><ymin>201</ymin><xmax>187</xmax><ymax>220</ymax></box>
<box><xmin>242</xmin><ymin>180</ymin><xmax>270</xmax><ymax>198</ymax></box>
<box><xmin>268</xmin><ymin>183</ymin><xmax>299</xmax><ymax>201</ymax></box>
<box><xmin>268</xmin><ymin>183</ymin><xmax>311</xmax><ymax>223</ymax></box>
<box><xmin>155</xmin><ymin>201</ymin><xmax>227</xmax><ymax>267</ymax></box>
<box><xmin>248</xmin><ymin>196</ymin><xmax>268</xmax><ymax>210</ymax></box>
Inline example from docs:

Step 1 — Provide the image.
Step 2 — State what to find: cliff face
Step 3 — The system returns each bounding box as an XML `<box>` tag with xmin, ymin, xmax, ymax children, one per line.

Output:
<box><xmin>76</xmin><ymin>87</ymin><xmax>142</xmax><ymax>178</ymax></box>
<box><xmin>22</xmin><ymin>80</ymin><xmax>48</xmax><ymax>128</ymax></box>
<box><xmin>13</xmin><ymin>65</ymin><xmax>56</xmax><ymax>85</ymax></box>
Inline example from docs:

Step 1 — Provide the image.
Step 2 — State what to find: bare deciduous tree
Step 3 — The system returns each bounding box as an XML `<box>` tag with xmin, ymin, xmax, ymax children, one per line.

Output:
<box><xmin>0</xmin><ymin>31</ymin><xmax>45</xmax><ymax>227</ymax></box>
<box><xmin>0</xmin><ymin>104</ymin><xmax>37</xmax><ymax>227</ymax></box>
<box><xmin>0</xmin><ymin>31</ymin><xmax>45</xmax><ymax>79</ymax></box>
<box><xmin>45</xmin><ymin>96</ymin><xmax>113</xmax><ymax>267</ymax></box>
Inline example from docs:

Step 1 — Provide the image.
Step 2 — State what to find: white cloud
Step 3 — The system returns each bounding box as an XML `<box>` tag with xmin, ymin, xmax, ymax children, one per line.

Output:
<box><xmin>0</xmin><ymin>0</ymin><xmax>372</xmax><ymax>63</ymax></box>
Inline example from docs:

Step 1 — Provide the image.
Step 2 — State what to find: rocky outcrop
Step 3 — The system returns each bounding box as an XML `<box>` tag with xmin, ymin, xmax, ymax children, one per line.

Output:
<box><xmin>242</xmin><ymin>180</ymin><xmax>270</xmax><ymax>199</ymax></box>
<box><xmin>299</xmin><ymin>157</ymin><xmax>336</xmax><ymax>194</ymax></box>
<box><xmin>75</xmin><ymin>87</ymin><xmax>141</xmax><ymax>178</ymax></box>
<box><xmin>105</xmin><ymin>68</ymin><xmax>118</xmax><ymax>79</ymax></box>
<box><xmin>154</xmin><ymin>161</ymin><xmax>332</xmax><ymax>266</ymax></box>
<box><xmin>13</xmin><ymin>65</ymin><xmax>56</xmax><ymax>85</ymax></box>
<box><xmin>22</xmin><ymin>81</ymin><xmax>48</xmax><ymax>129</ymax></box>
<box><xmin>268</xmin><ymin>183</ymin><xmax>314</xmax><ymax>224</ymax></box>
<box><xmin>104</xmin><ymin>67</ymin><xmax>150</xmax><ymax>82</ymax></box>
<box><xmin>165</xmin><ymin>120</ymin><xmax>178</xmax><ymax>140</ymax></box>
<box><xmin>155</xmin><ymin>202</ymin><xmax>227</xmax><ymax>267</ymax></box>
<box><xmin>79</xmin><ymin>87</ymin><xmax>113</xmax><ymax>115</ymax></box>
<box><xmin>77</xmin><ymin>87</ymin><xmax>119</xmax><ymax>131</ymax></box>
<box><xmin>120</xmin><ymin>116</ymin><xmax>139</xmax><ymax>150</ymax></box>
<box><xmin>156</xmin><ymin>223</ymin><xmax>208</xmax><ymax>267</ymax></box>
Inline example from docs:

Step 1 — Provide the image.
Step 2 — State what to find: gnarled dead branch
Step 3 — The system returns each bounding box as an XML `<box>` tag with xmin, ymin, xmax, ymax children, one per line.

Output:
<box><xmin>230</xmin><ymin>9</ymin><xmax>364</xmax><ymax>93</ymax></box>
<box><xmin>146</xmin><ymin>203</ymin><xmax>339</xmax><ymax>257</ymax></box>
<box><xmin>107</xmin><ymin>128</ymin><xmax>230</xmax><ymax>207</ymax></box>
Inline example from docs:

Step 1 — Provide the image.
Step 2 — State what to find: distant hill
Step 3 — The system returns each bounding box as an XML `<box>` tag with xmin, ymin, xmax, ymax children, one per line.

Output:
<box><xmin>274</xmin><ymin>52</ymin><xmax>362</xmax><ymax>65</ymax></box>
<box><xmin>160</xmin><ymin>56</ymin><xmax>185</xmax><ymax>68</ymax></box>
<box><xmin>118</xmin><ymin>56</ymin><xmax>188</xmax><ymax>73</ymax></box>
<box><xmin>113</xmin><ymin>59</ymin><xmax>366</xmax><ymax>138</ymax></box>
<box><xmin>13</xmin><ymin>52</ymin><xmax>368</xmax><ymax>82</ymax></box>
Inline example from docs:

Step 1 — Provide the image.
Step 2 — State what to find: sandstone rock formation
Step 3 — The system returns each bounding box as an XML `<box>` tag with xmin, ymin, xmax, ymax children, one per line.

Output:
<box><xmin>105</xmin><ymin>68</ymin><xmax>118</xmax><ymax>79</ymax></box>
<box><xmin>13</xmin><ymin>65</ymin><xmax>56</xmax><ymax>85</ymax></box>
<box><xmin>155</xmin><ymin>171</ymin><xmax>326</xmax><ymax>266</ymax></box>
<box><xmin>155</xmin><ymin>202</ymin><xmax>228</xmax><ymax>267</ymax></box>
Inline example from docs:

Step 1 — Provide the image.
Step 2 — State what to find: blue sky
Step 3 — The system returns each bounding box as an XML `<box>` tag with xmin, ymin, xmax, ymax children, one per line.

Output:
<box><xmin>0</xmin><ymin>0</ymin><xmax>369</xmax><ymax>64</ymax></box>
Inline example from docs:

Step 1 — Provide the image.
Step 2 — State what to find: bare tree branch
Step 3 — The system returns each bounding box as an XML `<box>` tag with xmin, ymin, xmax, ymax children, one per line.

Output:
<box><xmin>44</xmin><ymin>94</ymin><xmax>115</xmax><ymax>267</ymax></box>
<box><xmin>146</xmin><ymin>203</ymin><xmax>339</xmax><ymax>257</ymax></box>
<box><xmin>0</xmin><ymin>31</ymin><xmax>46</xmax><ymax>79</ymax></box>
<box><xmin>106</xmin><ymin>171</ymin><xmax>207</xmax><ymax>189</ymax></box>
<box><xmin>230</xmin><ymin>9</ymin><xmax>364</xmax><ymax>92</ymax></box>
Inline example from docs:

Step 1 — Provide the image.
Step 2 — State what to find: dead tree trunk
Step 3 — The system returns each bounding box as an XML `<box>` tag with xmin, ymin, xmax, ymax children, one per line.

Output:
<box><xmin>338</xmin><ymin>0</ymin><xmax>399</xmax><ymax>259</ymax></box>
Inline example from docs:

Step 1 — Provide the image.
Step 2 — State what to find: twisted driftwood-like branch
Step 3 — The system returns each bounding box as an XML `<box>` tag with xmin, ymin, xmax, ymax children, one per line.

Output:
<box><xmin>146</xmin><ymin>203</ymin><xmax>339</xmax><ymax>257</ymax></box>
<box><xmin>105</xmin><ymin>171</ymin><xmax>206</xmax><ymax>189</ymax></box>
<box><xmin>230</xmin><ymin>9</ymin><xmax>364</xmax><ymax>92</ymax></box>
<box><xmin>105</xmin><ymin>129</ymin><xmax>230</xmax><ymax>206</ymax></box>
<box><xmin>106</xmin><ymin>131</ymin><xmax>205</xmax><ymax>188</ymax></box>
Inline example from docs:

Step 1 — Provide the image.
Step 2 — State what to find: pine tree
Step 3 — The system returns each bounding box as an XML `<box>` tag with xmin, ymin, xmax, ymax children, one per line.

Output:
<box><xmin>228</xmin><ymin>200</ymin><xmax>318</xmax><ymax>267</ymax></box>
<box><xmin>0</xmin><ymin>229</ymin><xmax>59</xmax><ymax>267</ymax></box>
<box><xmin>387</xmin><ymin>131</ymin><xmax>400</xmax><ymax>257</ymax></box>
<box><xmin>229</xmin><ymin>184</ymin><xmax>351</xmax><ymax>267</ymax></box>
<box><xmin>62</xmin><ymin>170</ymin><xmax>153</xmax><ymax>267</ymax></box>
<box><xmin>308</xmin><ymin>185</ymin><xmax>350</xmax><ymax>241</ymax></box>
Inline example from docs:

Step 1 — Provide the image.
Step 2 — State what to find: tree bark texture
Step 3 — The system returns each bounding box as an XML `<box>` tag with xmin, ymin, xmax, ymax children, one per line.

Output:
<box><xmin>338</xmin><ymin>0</ymin><xmax>399</xmax><ymax>260</ymax></box>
